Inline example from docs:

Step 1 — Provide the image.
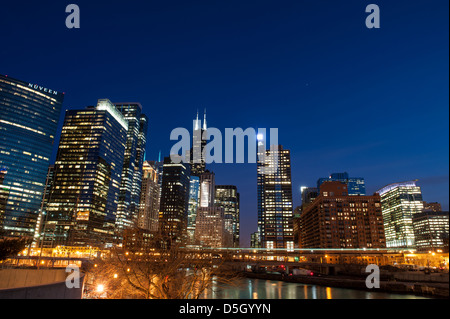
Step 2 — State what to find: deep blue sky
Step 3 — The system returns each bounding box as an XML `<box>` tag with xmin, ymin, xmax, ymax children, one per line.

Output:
<box><xmin>1</xmin><ymin>0</ymin><xmax>448</xmax><ymax>246</ymax></box>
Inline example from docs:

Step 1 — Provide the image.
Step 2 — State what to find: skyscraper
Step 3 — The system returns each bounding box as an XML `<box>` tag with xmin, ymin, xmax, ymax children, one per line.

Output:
<box><xmin>0</xmin><ymin>74</ymin><xmax>64</xmax><ymax>238</ymax></box>
<box><xmin>44</xmin><ymin>99</ymin><xmax>127</xmax><ymax>247</ymax></box>
<box><xmin>194</xmin><ymin>170</ymin><xmax>231</xmax><ymax>248</ymax></box>
<box><xmin>190</xmin><ymin>110</ymin><xmax>207</xmax><ymax>177</ymax></box>
<box><xmin>317</xmin><ymin>172</ymin><xmax>366</xmax><ymax>195</ymax></box>
<box><xmin>215</xmin><ymin>185</ymin><xmax>240</xmax><ymax>248</ymax></box>
<box><xmin>187</xmin><ymin>175</ymin><xmax>200</xmax><ymax>244</ymax></box>
<box><xmin>114</xmin><ymin>103</ymin><xmax>148</xmax><ymax>233</ymax></box>
<box><xmin>199</xmin><ymin>170</ymin><xmax>215</xmax><ymax>208</ymax></box>
<box><xmin>137</xmin><ymin>161</ymin><xmax>161</xmax><ymax>232</ymax></box>
<box><xmin>257</xmin><ymin>144</ymin><xmax>294</xmax><ymax>250</ymax></box>
<box><xmin>159</xmin><ymin>156</ymin><xmax>190</xmax><ymax>242</ymax></box>
<box><xmin>377</xmin><ymin>180</ymin><xmax>424</xmax><ymax>248</ymax></box>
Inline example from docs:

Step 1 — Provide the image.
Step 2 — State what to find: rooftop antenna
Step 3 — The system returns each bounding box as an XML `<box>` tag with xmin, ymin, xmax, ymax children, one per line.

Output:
<box><xmin>203</xmin><ymin>108</ymin><xmax>207</xmax><ymax>130</ymax></box>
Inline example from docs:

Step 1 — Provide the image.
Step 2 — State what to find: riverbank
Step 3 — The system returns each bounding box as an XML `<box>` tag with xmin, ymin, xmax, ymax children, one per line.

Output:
<box><xmin>241</xmin><ymin>272</ymin><xmax>449</xmax><ymax>298</ymax></box>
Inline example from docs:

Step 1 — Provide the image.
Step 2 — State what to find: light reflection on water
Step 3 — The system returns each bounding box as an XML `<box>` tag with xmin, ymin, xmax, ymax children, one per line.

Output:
<box><xmin>203</xmin><ymin>278</ymin><xmax>430</xmax><ymax>299</ymax></box>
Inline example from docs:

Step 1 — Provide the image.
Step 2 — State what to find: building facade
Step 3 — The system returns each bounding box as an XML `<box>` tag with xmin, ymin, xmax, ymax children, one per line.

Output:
<box><xmin>317</xmin><ymin>172</ymin><xmax>366</xmax><ymax>196</ymax></box>
<box><xmin>299</xmin><ymin>181</ymin><xmax>386</xmax><ymax>249</ymax></box>
<box><xmin>190</xmin><ymin>111</ymin><xmax>207</xmax><ymax>177</ymax></box>
<box><xmin>114</xmin><ymin>103</ymin><xmax>148</xmax><ymax>234</ymax></box>
<box><xmin>215</xmin><ymin>185</ymin><xmax>240</xmax><ymax>248</ymax></box>
<box><xmin>137</xmin><ymin>161</ymin><xmax>160</xmax><ymax>232</ymax></box>
<box><xmin>44</xmin><ymin>99</ymin><xmax>127</xmax><ymax>247</ymax></box>
<box><xmin>377</xmin><ymin>180</ymin><xmax>424</xmax><ymax>248</ymax></box>
<box><xmin>0</xmin><ymin>74</ymin><xmax>64</xmax><ymax>238</ymax></box>
<box><xmin>412</xmin><ymin>211</ymin><xmax>449</xmax><ymax>252</ymax></box>
<box><xmin>187</xmin><ymin>175</ymin><xmax>200</xmax><ymax>244</ymax></box>
<box><xmin>257</xmin><ymin>144</ymin><xmax>294</xmax><ymax>250</ymax></box>
<box><xmin>159</xmin><ymin>156</ymin><xmax>190</xmax><ymax>242</ymax></box>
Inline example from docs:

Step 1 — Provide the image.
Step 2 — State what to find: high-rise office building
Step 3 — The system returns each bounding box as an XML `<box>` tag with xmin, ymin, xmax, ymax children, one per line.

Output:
<box><xmin>377</xmin><ymin>180</ymin><xmax>424</xmax><ymax>248</ymax></box>
<box><xmin>33</xmin><ymin>165</ymin><xmax>55</xmax><ymax>247</ymax></box>
<box><xmin>0</xmin><ymin>74</ymin><xmax>64</xmax><ymax>237</ymax></box>
<box><xmin>317</xmin><ymin>172</ymin><xmax>365</xmax><ymax>195</ymax></box>
<box><xmin>159</xmin><ymin>156</ymin><xmax>190</xmax><ymax>242</ymax></box>
<box><xmin>190</xmin><ymin>110</ymin><xmax>207</xmax><ymax>177</ymax></box>
<box><xmin>44</xmin><ymin>99</ymin><xmax>127</xmax><ymax>247</ymax></box>
<box><xmin>193</xmin><ymin>170</ymin><xmax>231</xmax><ymax>248</ymax></box>
<box><xmin>299</xmin><ymin>181</ymin><xmax>386</xmax><ymax>249</ymax></box>
<box><xmin>199</xmin><ymin>170</ymin><xmax>215</xmax><ymax>208</ymax></box>
<box><xmin>187</xmin><ymin>175</ymin><xmax>200</xmax><ymax>244</ymax></box>
<box><xmin>114</xmin><ymin>103</ymin><xmax>148</xmax><ymax>234</ymax></box>
<box><xmin>0</xmin><ymin>168</ymin><xmax>9</xmax><ymax>233</ymax></box>
<box><xmin>137</xmin><ymin>161</ymin><xmax>160</xmax><ymax>232</ymax></box>
<box><xmin>257</xmin><ymin>144</ymin><xmax>294</xmax><ymax>250</ymax></box>
<box><xmin>412</xmin><ymin>211</ymin><xmax>449</xmax><ymax>252</ymax></box>
<box><xmin>195</xmin><ymin>206</ymin><xmax>230</xmax><ymax>248</ymax></box>
<box><xmin>215</xmin><ymin>185</ymin><xmax>240</xmax><ymax>248</ymax></box>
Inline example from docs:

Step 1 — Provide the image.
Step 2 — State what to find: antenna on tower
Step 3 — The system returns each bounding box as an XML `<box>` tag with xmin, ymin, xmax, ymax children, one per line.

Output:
<box><xmin>203</xmin><ymin>108</ymin><xmax>207</xmax><ymax>130</ymax></box>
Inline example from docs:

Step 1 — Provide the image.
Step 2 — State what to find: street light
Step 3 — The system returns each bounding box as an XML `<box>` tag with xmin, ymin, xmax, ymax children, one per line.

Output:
<box><xmin>96</xmin><ymin>284</ymin><xmax>105</xmax><ymax>293</ymax></box>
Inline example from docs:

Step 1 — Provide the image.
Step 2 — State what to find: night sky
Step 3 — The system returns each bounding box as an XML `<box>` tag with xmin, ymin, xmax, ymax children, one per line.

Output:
<box><xmin>1</xmin><ymin>0</ymin><xmax>448</xmax><ymax>246</ymax></box>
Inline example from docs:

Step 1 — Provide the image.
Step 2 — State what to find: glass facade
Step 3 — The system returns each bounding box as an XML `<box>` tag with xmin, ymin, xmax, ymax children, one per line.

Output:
<box><xmin>413</xmin><ymin>211</ymin><xmax>449</xmax><ymax>252</ymax></box>
<box><xmin>0</xmin><ymin>74</ymin><xmax>64</xmax><ymax>237</ymax></box>
<box><xmin>215</xmin><ymin>185</ymin><xmax>240</xmax><ymax>248</ymax></box>
<box><xmin>377</xmin><ymin>180</ymin><xmax>423</xmax><ymax>248</ymax></box>
<box><xmin>317</xmin><ymin>172</ymin><xmax>366</xmax><ymax>196</ymax></box>
<box><xmin>159</xmin><ymin>156</ymin><xmax>190</xmax><ymax>242</ymax></box>
<box><xmin>137</xmin><ymin>161</ymin><xmax>160</xmax><ymax>232</ymax></box>
<box><xmin>187</xmin><ymin>175</ymin><xmax>200</xmax><ymax>244</ymax></box>
<box><xmin>114</xmin><ymin>103</ymin><xmax>148</xmax><ymax>233</ymax></box>
<box><xmin>257</xmin><ymin>144</ymin><xmax>294</xmax><ymax>250</ymax></box>
<box><xmin>44</xmin><ymin>99</ymin><xmax>127</xmax><ymax>247</ymax></box>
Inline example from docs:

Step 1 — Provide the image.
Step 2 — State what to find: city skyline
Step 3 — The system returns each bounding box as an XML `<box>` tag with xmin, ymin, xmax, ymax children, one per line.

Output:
<box><xmin>1</xmin><ymin>0</ymin><xmax>448</xmax><ymax>246</ymax></box>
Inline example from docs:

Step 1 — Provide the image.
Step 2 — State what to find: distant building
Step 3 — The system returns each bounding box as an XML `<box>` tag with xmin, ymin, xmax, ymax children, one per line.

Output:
<box><xmin>187</xmin><ymin>175</ymin><xmax>200</xmax><ymax>244</ymax></box>
<box><xmin>317</xmin><ymin>172</ymin><xmax>365</xmax><ymax>195</ymax></box>
<box><xmin>299</xmin><ymin>181</ymin><xmax>386</xmax><ymax>249</ymax></box>
<box><xmin>0</xmin><ymin>74</ymin><xmax>64</xmax><ymax>238</ymax></box>
<box><xmin>159</xmin><ymin>156</ymin><xmax>190</xmax><ymax>242</ymax></box>
<box><xmin>215</xmin><ymin>185</ymin><xmax>240</xmax><ymax>248</ymax></box>
<box><xmin>44</xmin><ymin>99</ymin><xmax>128</xmax><ymax>247</ymax></box>
<box><xmin>199</xmin><ymin>171</ymin><xmax>215</xmax><ymax>208</ymax></box>
<box><xmin>301</xmin><ymin>187</ymin><xmax>318</xmax><ymax>206</ymax></box>
<box><xmin>422</xmin><ymin>202</ymin><xmax>442</xmax><ymax>213</ymax></box>
<box><xmin>190</xmin><ymin>111</ymin><xmax>207</xmax><ymax>177</ymax></box>
<box><xmin>377</xmin><ymin>180</ymin><xmax>423</xmax><ymax>248</ymax></box>
<box><xmin>250</xmin><ymin>231</ymin><xmax>261</xmax><ymax>249</ymax></box>
<box><xmin>194</xmin><ymin>171</ymin><xmax>231</xmax><ymax>248</ymax></box>
<box><xmin>138</xmin><ymin>161</ymin><xmax>161</xmax><ymax>232</ymax></box>
<box><xmin>412</xmin><ymin>211</ymin><xmax>449</xmax><ymax>252</ymax></box>
<box><xmin>195</xmin><ymin>206</ymin><xmax>231</xmax><ymax>248</ymax></box>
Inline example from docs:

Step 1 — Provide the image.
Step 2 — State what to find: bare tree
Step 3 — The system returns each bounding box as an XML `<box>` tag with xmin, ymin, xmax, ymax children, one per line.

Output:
<box><xmin>84</xmin><ymin>227</ymin><xmax>242</xmax><ymax>299</ymax></box>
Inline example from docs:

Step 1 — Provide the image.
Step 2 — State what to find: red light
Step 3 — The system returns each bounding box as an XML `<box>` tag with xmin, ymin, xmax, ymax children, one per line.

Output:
<box><xmin>310</xmin><ymin>272</ymin><xmax>314</xmax><ymax>276</ymax></box>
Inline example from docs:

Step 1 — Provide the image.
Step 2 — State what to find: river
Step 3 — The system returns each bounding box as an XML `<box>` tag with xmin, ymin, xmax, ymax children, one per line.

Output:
<box><xmin>203</xmin><ymin>278</ymin><xmax>430</xmax><ymax>299</ymax></box>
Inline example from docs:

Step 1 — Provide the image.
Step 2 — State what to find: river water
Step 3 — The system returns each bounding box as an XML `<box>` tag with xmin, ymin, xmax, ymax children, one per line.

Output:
<box><xmin>203</xmin><ymin>278</ymin><xmax>430</xmax><ymax>299</ymax></box>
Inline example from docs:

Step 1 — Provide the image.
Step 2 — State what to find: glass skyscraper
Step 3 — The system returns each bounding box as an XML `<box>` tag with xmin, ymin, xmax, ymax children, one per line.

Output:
<box><xmin>44</xmin><ymin>99</ymin><xmax>127</xmax><ymax>247</ymax></box>
<box><xmin>187</xmin><ymin>175</ymin><xmax>200</xmax><ymax>244</ymax></box>
<box><xmin>215</xmin><ymin>185</ymin><xmax>240</xmax><ymax>248</ymax></box>
<box><xmin>114</xmin><ymin>103</ymin><xmax>148</xmax><ymax>233</ymax></box>
<box><xmin>317</xmin><ymin>172</ymin><xmax>366</xmax><ymax>195</ymax></box>
<box><xmin>159</xmin><ymin>156</ymin><xmax>191</xmax><ymax>242</ymax></box>
<box><xmin>377</xmin><ymin>180</ymin><xmax>424</xmax><ymax>248</ymax></box>
<box><xmin>0</xmin><ymin>74</ymin><xmax>64</xmax><ymax>237</ymax></box>
<box><xmin>257</xmin><ymin>144</ymin><xmax>294</xmax><ymax>250</ymax></box>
